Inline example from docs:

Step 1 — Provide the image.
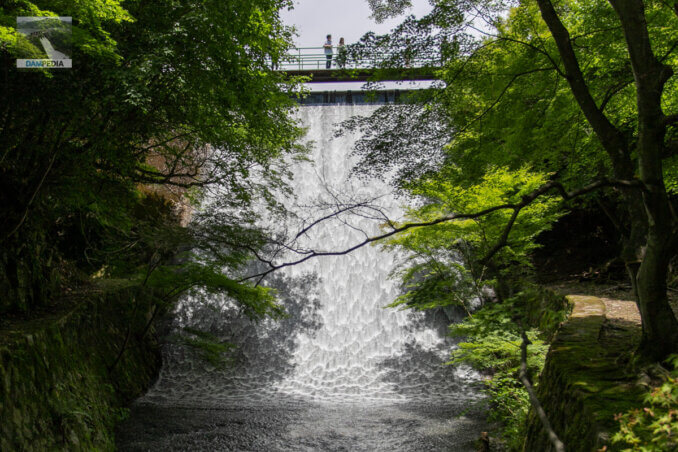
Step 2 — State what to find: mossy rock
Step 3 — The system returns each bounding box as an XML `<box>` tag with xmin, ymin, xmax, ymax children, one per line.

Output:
<box><xmin>523</xmin><ymin>295</ymin><xmax>644</xmax><ymax>452</ymax></box>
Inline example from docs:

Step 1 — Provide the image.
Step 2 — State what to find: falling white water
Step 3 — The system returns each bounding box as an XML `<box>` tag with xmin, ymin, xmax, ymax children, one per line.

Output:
<box><xmin>137</xmin><ymin>104</ymin><xmax>476</xmax><ymax>409</ymax></box>
<box><xmin>273</xmin><ymin>105</ymin><xmax>464</xmax><ymax>403</ymax></box>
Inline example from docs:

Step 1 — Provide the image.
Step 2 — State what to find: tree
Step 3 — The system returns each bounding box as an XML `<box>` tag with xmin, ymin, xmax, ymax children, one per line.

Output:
<box><xmin>535</xmin><ymin>0</ymin><xmax>678</xmax><ymax>361</ymax></box>
<box><xmin>0</xmin><ymin>0</ymin><xmax>304</xmax><ymax>317</ymax></box>
<box><xmin>343</xmin><ymin>0</ymin><xmax>678</xmax><ymax>361</ymax></box>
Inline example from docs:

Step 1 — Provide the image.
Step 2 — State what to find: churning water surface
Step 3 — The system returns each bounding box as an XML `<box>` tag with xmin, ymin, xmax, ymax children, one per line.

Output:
<box><xmin>117</xmin><ymin>105</ymin><xmax>485</xmax><ymax>451</ymax></box>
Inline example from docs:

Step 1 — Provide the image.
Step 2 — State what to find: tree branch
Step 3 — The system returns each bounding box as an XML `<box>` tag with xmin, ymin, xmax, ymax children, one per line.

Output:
<box><xmin>493</xmin><ymin>35</ymin><xmax>565</xmax><ymax>77</ymax></box>
<box><xmin>480</xmin><ymin>207</ymin><xmax>520</xmax><ymax>266</ymax></box>
<box><xmin>458</xmin><ymin>67</ymin><xmax>555</xmax><ymax>135</ymax></box>
<box><xmin>536</xmin><ymin>0</ymin><xmax>629</xmax><ymax>161</ymax></box>
<box><xmin>293</xmin><ymin>200</ymin><xmax>373</xmax><ymax>241</ymax></box>
<box><xmin>519</xmin><ymin>330</ymin><xmax>565</xmax><ymax>452</ymax></box>
<box><xmin>479</xmin><ymin>178</ymin><xmax>645</xmax><ymax>264</ymax></box>
<box><xmin>240</xmin><ymin>178</ymin><xmax>645</xmax><ymax>283</ymax></box>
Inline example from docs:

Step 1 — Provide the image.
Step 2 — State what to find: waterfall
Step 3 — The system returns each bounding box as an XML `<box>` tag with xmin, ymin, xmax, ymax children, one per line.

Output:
<box><xmin>118</xmin><ymin>103</ymin><xmax>484</xmax><ymax>452</ymax></box>
<box><xmin>273</xmin><ymin>105</ymin><xmax>472</xmax><ymax>403</ymax></box>
<box><xmin>137</xmin><ymin>104</ymin><xmax>476</xmax><ymax>406</ymax></box>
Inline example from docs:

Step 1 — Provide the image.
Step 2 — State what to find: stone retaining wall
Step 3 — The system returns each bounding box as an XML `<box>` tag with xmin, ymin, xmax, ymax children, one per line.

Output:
<box><xmin>523</xmin><ymin>295</ymin><xmax>643</xmax><ymax>452</ymax></box>
<box><xmin>0</xmin><ymin>286</ymin><xmax>162</xmax><ymax>451</ymax></box>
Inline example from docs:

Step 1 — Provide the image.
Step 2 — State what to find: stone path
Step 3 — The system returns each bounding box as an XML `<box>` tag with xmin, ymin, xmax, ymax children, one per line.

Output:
<box><xmin>598</xmin><ymin>297</ymin><xmax>641</xmax><ymax>324</ymax></box>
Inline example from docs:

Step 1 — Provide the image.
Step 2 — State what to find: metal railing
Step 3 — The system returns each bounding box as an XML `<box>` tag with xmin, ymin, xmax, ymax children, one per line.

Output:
<box><xmin>274</xmin><ymin>46</ymin><xmax>439</xmax><ymax>71</ymax></box>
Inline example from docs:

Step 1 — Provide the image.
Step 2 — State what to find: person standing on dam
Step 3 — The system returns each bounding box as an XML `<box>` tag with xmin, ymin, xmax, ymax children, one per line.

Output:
<box><xmin>324</xmin><ymin>34</ymin><xmax>333</xmax><ymax>69</ymax></box>
<box><xmin>337</xmin><ymin>37</ymin><xmax>347</xmax><ymax>68</ymax></box>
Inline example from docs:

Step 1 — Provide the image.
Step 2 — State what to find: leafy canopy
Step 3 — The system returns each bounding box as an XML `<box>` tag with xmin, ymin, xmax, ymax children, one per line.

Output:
<box><xmin>385</xmin><ymin>166</ymin><xmax>563</xmax><ymax>311</ymax></box>
<box><xmin>0</xmin><ymin>0</ymin><xmax>304</xmax><ymax>317</ymax></box>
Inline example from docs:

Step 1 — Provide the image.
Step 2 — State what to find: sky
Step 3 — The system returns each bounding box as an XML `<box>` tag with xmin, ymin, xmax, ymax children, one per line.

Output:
<box><xmin>280</xmin><ymin>0</ymin><xmax>434</xmax><ymax>90</ymax></box>
<box><xmin>280</xmin><ymin>0</ymin><xmax>432</xmax><ymax>48</ymax></box>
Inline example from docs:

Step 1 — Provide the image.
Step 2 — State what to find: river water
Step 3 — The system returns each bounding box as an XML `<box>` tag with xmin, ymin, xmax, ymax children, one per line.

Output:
<box><xmin>117</xmin><ymin>105</ymin><xmax>485</xmax><ymax>451</ymax></box>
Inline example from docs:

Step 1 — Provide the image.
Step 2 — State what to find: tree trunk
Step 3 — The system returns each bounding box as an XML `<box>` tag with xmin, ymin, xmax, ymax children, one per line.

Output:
<box><xmin>636</xmin><ymin>230</ymin><xmax>678</xmax><ymax>359</ymax></box>
<box><xmin>609</xmin><ymin>0</ymin><xmax>678</xmax><ymax>360</ymax></box>
<box><xmin>618</xmin><ymin>175</ymin><xmax>647</xmax><ymax>316</ymax></box>
<box><xmin>537</xmin><ymin>0</ymin><xmax>678</xmax><ymax>359</ymax></box>
<box><xmin>534</xmin><ymin>0</ymin><xmax>649</xmax><ymax>310</ymax></box>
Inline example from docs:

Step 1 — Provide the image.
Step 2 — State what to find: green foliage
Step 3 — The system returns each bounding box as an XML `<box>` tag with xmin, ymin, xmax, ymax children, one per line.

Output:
<box><xmin>383</xmin><ymin>165</ymin><xmax>567</xmax><ymax>449</ymax></box>
<box><xmin>450</xmin><ymin>328</ymin><xmax>547</xmax><ymax>377</ymax></box>
<box><xmin>378</xmin><ymin>119</ymin><xmax>569</xmax><ymax>446</ymax></box>
<box><xmin>448</xmin><ymin>288</ymin><xmax>566</xmax><ymax>450</ymax></box>
<box><xmin>367</xmin><ymin>0</ymin><xmax>413</xmax><ymax>23</ymax></box>
<box><xmin>180</xmin><ymin>327</ymin><xmax>237</xmax><ymax>369</ymax></box>
<box><xmin>365</xmin><ymin>0</ymin><xmax>678</xmax><ymax>444</ymax></box>
<box><xmin>386</xmin><ymin>166</ymin><xmax>564</xmax><ymax>311</ymax></box>
<box><xmin>483</xmin><ymin>375</ymin><xmax>531</xmax><ymax>449</ymax></box>
<box><xmin>146</xmin><ymin>263</ymin><xmax>284</xmax><ymax>320</ymax></box>
<box><xmin>349</xmin><ymin>0</ymin><xmax>678</xmax><ymax>254</ymax></box>
<box><xmin>612</xmin><ymin>355</ymin><xmax>678</xmax><ymax>451</ymax></box>
<box><xmin>383</xmin><ymin>153</ymin><xmax>570</xmax><ymax>447</ymax></box>
<box><xmin>355</xmin><ymin>1</ymin><xmax>678</xmax><ymax>440</ymax></box>
<box><xmin>353</xmin><ymin>0</ymin><xmax>678</xmax><ymax>184</ymax></box>
<box><xmin>664</xmin><ymin>155</ymin><xmax>678</xmax><ymax>195</ymax></box>
<box><xmin>0</xmin><ymin>0</ymin><xmax>303</xmax><ymax>317</ymax></box>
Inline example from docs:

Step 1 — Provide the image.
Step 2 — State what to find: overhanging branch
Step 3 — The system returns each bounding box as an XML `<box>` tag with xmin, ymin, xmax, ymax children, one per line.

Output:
<box><xmin>240</xmin><ymin>178</ymin><xmax>645</xmax><ymax>283</ymax></box>
<box><xmin>536</xmin><ymin>0</ymin><xmax>629</xmax><ymax>161</ymax></box>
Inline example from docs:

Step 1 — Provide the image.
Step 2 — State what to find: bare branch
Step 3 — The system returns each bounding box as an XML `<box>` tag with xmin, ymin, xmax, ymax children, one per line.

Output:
<box><xmin>519</xmin><ymin>330</ymin><xmax>565</xmax><ymax>452</ymax></box>
<box><xmin>240</xmin><ymin>178</ymin><xmax>645</xmax><ymax>283</ymax></box>
<box><xmin>240</xmin><ymin>203</ymin><xmax>515</xmax><ymax>283</ymax></box>
<box><xmin>293</xmin><ymin>200</ymin><xmax>373</xmax><ymax>240</ymax></box>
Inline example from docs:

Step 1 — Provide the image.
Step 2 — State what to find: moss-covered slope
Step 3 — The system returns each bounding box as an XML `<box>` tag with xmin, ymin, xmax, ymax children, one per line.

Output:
<box><xmin>0</xmin><ymin>285</ymin><xmax>161</xmax><ymax>451</ymax></box>
<box><xmin>523</xmin><ymin>295</ymin><xmax>644</xmax><ymax>452</ymax></box>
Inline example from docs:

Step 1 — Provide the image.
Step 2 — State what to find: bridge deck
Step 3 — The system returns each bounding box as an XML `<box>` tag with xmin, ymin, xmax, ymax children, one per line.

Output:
<box><xmin>296</xmin><ymin>89</ymin><xmax>420</xmax><ymax>105</ymax></box>
<box><xmin>277</xmin><ymin>47</ymin><xmax>441</xmax><ymax>82</ymax></box>
<box><xmin>283</xmin><ymin>68</ymin><xmax>438</xmax><ymax>83</ymax></box>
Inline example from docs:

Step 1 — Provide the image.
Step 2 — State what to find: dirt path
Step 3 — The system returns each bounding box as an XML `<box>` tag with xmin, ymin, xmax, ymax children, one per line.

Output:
<box><xmin>599</xmin><ymin>297</ymin><xmax>641</xmax><ymax>324</ymax></box>
<box><xmin>548</xmin><ymin>279</ymin><xmax>678</xmax><ymax>319</ymax></box>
